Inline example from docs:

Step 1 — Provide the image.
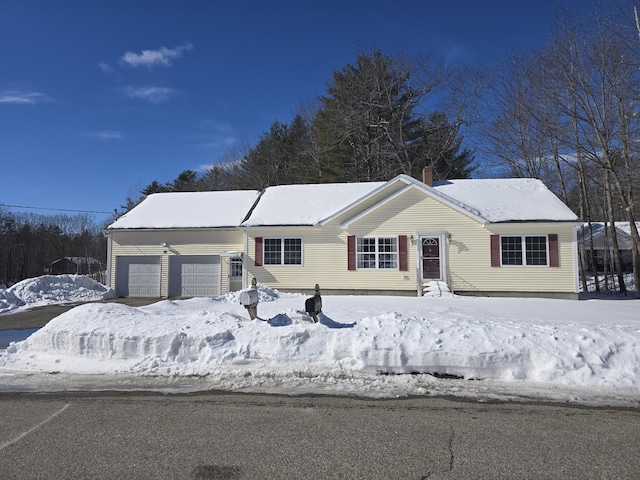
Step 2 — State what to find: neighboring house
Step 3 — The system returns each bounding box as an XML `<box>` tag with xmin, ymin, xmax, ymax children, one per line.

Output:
<box><xmin>105</xmin><ymin>168</ymin><xmax>581</xmax><ymax>299</ymax></box>
<box><xmin>48</xmin><ymin>257</ymin><xmax>103</xmax><ymax>275</ymax></box>
<box><xmin>580</xmin><ymin>222</ymin><xmax>639</xmax><ymax>272</ymax></box>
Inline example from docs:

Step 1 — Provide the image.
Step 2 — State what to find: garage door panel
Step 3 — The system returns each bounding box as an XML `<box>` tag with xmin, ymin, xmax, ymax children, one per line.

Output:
<box><xmin>169</xmin><ymin>255</ymin><xmax>220</xmax><ymax>297</ymax></box>
<box><xmin>116</xmin><ymin>256</ymin><xmax>161</xmax><ymax>297</ymax></box>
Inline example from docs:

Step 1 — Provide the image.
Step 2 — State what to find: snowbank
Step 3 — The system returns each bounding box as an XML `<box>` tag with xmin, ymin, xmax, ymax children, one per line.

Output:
<box><xmin>0</xmin><ymin>275</ymin><xmax>115</xmax><ymax>314</ymax></box>
<box><xmin>1</xmin><ymin>282</ymin><xmax>639</xmax><ymax>406</ymax></box>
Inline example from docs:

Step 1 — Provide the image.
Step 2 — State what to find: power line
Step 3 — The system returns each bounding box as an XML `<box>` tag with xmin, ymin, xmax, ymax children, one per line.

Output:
<box><xmin>0</xmin><ymin>203</ymin><xmax>113</xmax><ymax>215</ymax></box>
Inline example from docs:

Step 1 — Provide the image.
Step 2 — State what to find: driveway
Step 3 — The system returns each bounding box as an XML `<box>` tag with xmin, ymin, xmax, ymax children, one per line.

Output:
<box><xmin>0</xmin><ymin>298</ymin><xmax>161</xmax><ymax>330</ymax></box>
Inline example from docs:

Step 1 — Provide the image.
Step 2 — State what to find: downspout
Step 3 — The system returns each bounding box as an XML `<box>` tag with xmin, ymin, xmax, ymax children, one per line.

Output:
<box><xmin>242</xmin><ymin>230</ymin><xmax>248</xmax><ymax>290</ymax></box>
<box><xmin>105</xmin><ymin>232</ymin><xmax>113</xmax><ymax>289</ymax></box>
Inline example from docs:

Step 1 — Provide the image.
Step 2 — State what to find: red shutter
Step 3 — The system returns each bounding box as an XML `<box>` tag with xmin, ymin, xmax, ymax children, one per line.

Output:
<box><xmin>548</xmin><ymin>234</ymin><xmax>559</xmax><ymax>267</ymax></box>
<box><xmin>255</xmin><ymin>237</ymin><xmax>263</xmax><ymax>266</ymax></box>
<box><xmin>398</xmin><ymin>235</ymin><xmax>408</xmax><ymax>271</ymax></box>
<box><xmin>490</xmin><ymin>235</ymin><xmax>501</xmax><ymax>267</ymax></box>
<box><xmin>347</xmin><ymin>236</ymin><xmax>356</xmax><ymax>271</ymax></box>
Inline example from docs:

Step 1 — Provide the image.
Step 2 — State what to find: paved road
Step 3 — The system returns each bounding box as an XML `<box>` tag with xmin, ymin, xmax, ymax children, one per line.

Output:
<box><xmin>0</xmin><ymin>391</ymin><xmax>638</xmax><ymax>479</ymax></box>
<box><xmin>0</xmin><ymin>298</ymin><xmax>161</xmax><ymax>330</ymax></box>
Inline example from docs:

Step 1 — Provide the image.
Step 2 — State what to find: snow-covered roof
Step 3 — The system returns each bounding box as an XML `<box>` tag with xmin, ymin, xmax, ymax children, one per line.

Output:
<box><xmin>432</xmin><ymin>178</ymin><xmax>579</xmax><ymax>223</ymax></box>
<box><xmin>241</xmin><ymin>182</ymin><xmax>386</xmax><ymax>226</ymax></box>
<box><xmin>106</xmin><ymin>176</ymin><xmax>579</xmax><ymax>230</ymax></box>
<box><xmin>107</xmin><ymin>190</ymin><xmax>261</xmax><ymax>229</ymax></box>
<box><xmin>52</xmin><ymin>257</ymin><xmax>102</xmax><ymax>265</ymax></box>
<box><xmin>581</xmin><ymin>222</ymin><xmax>639</xmax><ymax>240</ymax></box>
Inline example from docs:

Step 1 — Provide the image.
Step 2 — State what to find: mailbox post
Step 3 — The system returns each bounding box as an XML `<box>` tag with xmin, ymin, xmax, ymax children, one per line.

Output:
<box><xmin>239</xmin><ymin>278</ymin><xmax>259</xmax><ymax>320</ymax></box>
<box><xmin>305</xmin><ymin>283</ymin><xmax>322</xmax><ymax>323</ymax></box>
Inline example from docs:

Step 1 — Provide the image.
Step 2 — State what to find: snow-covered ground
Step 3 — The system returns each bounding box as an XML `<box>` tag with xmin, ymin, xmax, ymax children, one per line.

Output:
<box><xmin>1</xmin><ymin>276</ymin><xmax>639</xmax><ymax>407</ymax></box>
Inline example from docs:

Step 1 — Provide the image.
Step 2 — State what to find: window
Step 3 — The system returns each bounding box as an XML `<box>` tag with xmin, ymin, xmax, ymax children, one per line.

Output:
<box><xmin>501</xmin><ymin>235</ymin><xmax>548</xmax><ymax>266</ymax></box>
<box><xmin>230</xmin><ymin>258</ymin><xmax>243</xmax><ymax>277</ymax></box>
<box><xmin>356</xmin><ymin>237</ymin><xmax>398</xmax><ymax>269</ymax></box>
<box><xmin>263</xmin><ymin>238</ymin><xmax>302</xmax><ymax>265</ymax></box>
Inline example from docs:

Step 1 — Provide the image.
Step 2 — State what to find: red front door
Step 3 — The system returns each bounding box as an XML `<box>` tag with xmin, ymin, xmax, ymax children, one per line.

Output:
<box><xmin>421</xmin><ymin>237</ymin><xmax>441</xmax><ymax>280</ymax></box>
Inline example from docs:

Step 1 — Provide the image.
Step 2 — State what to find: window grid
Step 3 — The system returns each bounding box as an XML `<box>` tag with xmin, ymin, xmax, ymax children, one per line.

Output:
<box><xmin>230</xmin><ymin>259</ymin><xmax>243</xmax><ymax>277</ymax></box>
<box><xmin>283</xmin><ymin>238</ymin><xmax>302</xmax><ymax>265</ymax></box>
<box><xmin>263</xmin><ymin>238</ymin><xmax>282</xmax><ymax>265</ymax></box>
<box><xmin>263</xmin><ymin>238</ymin><xmax>302</xmax><ymax>266</ymax></box>
<box><xmin>356</xmin><ymin>237</ymin><xmax>398</xmax><ymax>269</ymax></box>
<box><xmin>501</xmin><ymin>235</ymin><xmax>547</xmax><ymax>266</ymax></box>
<box><xmin>525</xmin><ymin>236</ymin><xmax>547</xmax><ymax>265</ymax></box>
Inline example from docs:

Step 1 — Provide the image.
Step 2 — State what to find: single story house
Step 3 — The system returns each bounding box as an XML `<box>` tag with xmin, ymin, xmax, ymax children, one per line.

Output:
<box><xmin>580</xmin><ymin>222</ymin><xmax>639</xmax><ymax>272</ymax></box>
<box><xmin>104</xmin><ymin>168</ymin><xmax>581</xmax><ymax>299</ymax></box>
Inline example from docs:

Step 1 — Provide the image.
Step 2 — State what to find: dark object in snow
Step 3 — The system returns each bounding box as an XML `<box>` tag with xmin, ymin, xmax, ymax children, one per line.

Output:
<box><xmin>239</xmin><ymin>278</ymin><xmax>259</xmax><ymax>320</ymax></box>
<box><xmin>305</xmin><ymin>284</ymin><xmax>322</xmax><ymax>323</ymax></box>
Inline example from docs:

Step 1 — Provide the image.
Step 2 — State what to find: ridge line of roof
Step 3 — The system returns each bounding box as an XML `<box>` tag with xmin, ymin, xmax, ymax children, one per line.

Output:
<box><xmin>395</xmin><ymin>174</ymin><xmax>488</xmax><ymax>223</ymax></box>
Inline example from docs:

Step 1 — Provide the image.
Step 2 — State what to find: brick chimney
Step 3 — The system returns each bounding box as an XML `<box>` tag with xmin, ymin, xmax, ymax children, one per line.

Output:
<box><xmin>422</xmin><ymin>165</ymin><xmax>433</xmax><ymax>187</ymax></box>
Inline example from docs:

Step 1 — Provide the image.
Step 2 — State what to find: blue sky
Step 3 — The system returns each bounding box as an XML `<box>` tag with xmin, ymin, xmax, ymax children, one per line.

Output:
<box><xmin>0</xmin><ymin>0</ymin><xmax>585</xmax><ymax>224</ymax></box>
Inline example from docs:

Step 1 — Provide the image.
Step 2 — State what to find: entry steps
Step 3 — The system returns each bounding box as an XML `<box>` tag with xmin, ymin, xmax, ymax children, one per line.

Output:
<box><xmin>421</xmin><ymin>280</ymin><xmax>451</xmax><ymax>297</ymax></box>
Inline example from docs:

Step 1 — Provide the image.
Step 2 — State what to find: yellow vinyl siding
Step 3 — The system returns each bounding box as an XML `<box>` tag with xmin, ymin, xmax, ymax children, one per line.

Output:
<box><xmin>108</xmin><ymin>229</ymin><xmax>244</xmax><ymax>297</ymax></box>
<box><xmin>480</xmin><ymin>226</ymin><xmax>577</xmax><ymax>293</ymax></box>
<box><xmin>245</xmin><ymin>187</ymin><xmax>577</xmax><ymax>296</ymax></box>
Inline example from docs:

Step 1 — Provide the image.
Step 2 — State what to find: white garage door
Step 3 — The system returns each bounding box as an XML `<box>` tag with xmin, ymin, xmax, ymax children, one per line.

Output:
<box><xmin>169</xmin><ymin>255</ymin><xmax>220</xmax><ymax>297</ymax></box>
<box><xmin>116</xmin><ymin>256</ymin><xmax>161</xmax><ymax>297</ymax></box>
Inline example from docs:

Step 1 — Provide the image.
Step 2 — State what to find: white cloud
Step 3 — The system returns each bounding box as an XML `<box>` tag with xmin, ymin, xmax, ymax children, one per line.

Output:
<box><xmin>193</xmin><ymin>120</ymin><xmax>238</xmax><ymax>150</ymax></box>
<box><xmin>97</xmin><ymin>62</ymin><xmax>115</xmax><ymax>73</ymax></box>
<box><xmin>124</xmin><ymin>86</ymin><xmax>173</xmax><ymax>103</ymax></box>
<box><xmin>87</xmin><ymin>130</ymin><xmax>123</xmax><ymax>140</ymax></box>
<box><xmin>120</xmin><ymin>43</ymin><xmax>193</xmax><ymax>68</ymax></box>
<box><xmin>0</xmin><ymin>90</ymin><xmax>51</xmax><ymax>105</ymax></box>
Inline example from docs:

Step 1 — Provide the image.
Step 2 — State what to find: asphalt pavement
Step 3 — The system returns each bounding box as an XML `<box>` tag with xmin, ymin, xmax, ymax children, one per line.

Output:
<box><xmin>0</xmin><ymin>297</ymin><xmax>161</xmax><ymax>330</ymax></box>
<box><xmin>0</xmin><ymin>391</ymin><xmax>638</xmax><ymax>479</ymax></box>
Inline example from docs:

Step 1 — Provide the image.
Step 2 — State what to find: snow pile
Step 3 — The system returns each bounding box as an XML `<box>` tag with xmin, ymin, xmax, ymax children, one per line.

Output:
<box><xmin>0</xmin><ymin>287</ymin><xmax>25</xmax><ymax>314</ymax></box>
<box><xmin>0</xmin><ymin>275</ymin><xmax>115</xmax><ymax>314</ymax></box>
<box><xmin>220</xmin><ymin>284</ymin><xmax>302</xmax><ymax>304</ymax></box>
<box><xmin>1</xmin><ymin>287</ymin><xmax>639</xmax><ymax>406</ymax></box>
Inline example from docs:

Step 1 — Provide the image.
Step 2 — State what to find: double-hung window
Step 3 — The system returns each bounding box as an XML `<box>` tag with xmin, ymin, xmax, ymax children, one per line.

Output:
<box><xmin>501</xmin><ymin>235</ymin><xmax>548</xmax><ymax>266</ymax></box>
<box><xmin>356</xmin><ymin>237</ymin><xmax>398</xmax><ymax>269</ymax></box>
<box><xmin>263</xmin><ymin>238</ymin><xmax>302</xmax><ymax>265</ymax></box>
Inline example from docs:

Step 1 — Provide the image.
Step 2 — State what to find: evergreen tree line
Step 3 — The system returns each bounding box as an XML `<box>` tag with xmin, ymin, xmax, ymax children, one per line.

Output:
<box><xmin>125</xmin><ymin>50</ymin><xmax>477</xmax><ymax>210</ymax></box>
<box><xmin>0</xmin><ymin>208</ymin><xmax>106</xmax><ymax>287</ymax></box>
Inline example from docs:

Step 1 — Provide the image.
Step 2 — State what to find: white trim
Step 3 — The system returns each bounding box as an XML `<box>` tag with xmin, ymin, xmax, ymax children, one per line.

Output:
<box><xmin>492</xmin><ymin>221</ymin><xmax>583</xmax><ymax>228</ymax></box>
<box><xmin>499</xmin><ymin>234</ymin><xmax>550</xmax><ymax>267</ymax></box>
<box><xmin>219</xmin><ymin>250</ymin><xmax>243</xmax><ymax>257</ymax></box>
<box><xmin>417</xmin><ymin>233</ymin><xmax>446</xmax><ymax>282</ymax></box>
<box><xmin>573</xmin><ymin>226</ymin><xmax>580</xmax><ymax>293</ymax></box>
<box><xmin>105</xmin><ymin>233</ymin><xmax>113</xmax><ymax>289</ymax></box>
<box><xmin>243</xmin><ymin>232</ymin><xmax>248</xmax><ymax>289</ymax></box>
<box><xmin>354</xmin><ymin>235</ymin><xmax>400</xmax><ymax>271</ymax></box>
<box><xmin>262</xmin><ymin>236</ymin><xmax>304</xmax><ymax>266</ymax></box>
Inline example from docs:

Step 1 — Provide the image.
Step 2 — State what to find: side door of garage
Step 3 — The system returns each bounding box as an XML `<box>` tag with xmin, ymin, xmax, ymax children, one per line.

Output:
<box><xmin>116</xmin><ymin>256</ymin><xmax>161</xmax><ymax>297</ymax></box>
<box><xmin>169</xmin><ymin>255</ymin><xmax>220</xmax><ymax>297</ymax></box>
